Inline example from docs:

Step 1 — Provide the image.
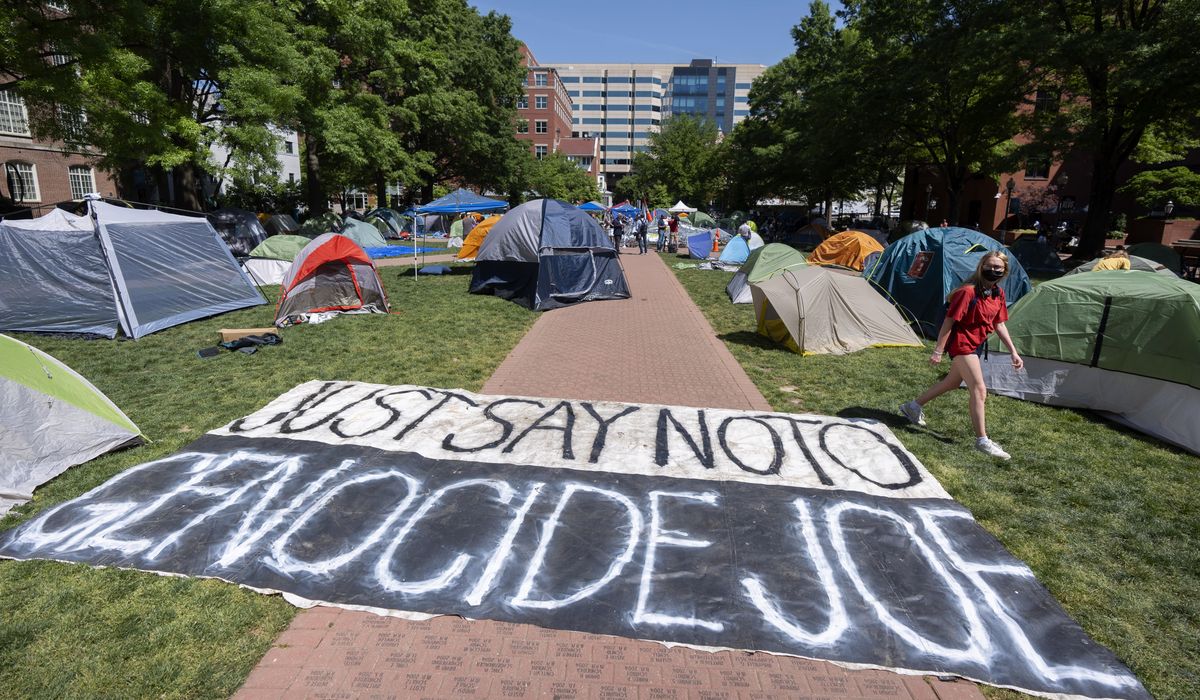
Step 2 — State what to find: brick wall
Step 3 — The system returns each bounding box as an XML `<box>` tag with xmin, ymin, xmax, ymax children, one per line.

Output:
<box><xmin>0</xmin><ymin>139</ymin><xmax>117</xmax><ymax>208</ymax></box>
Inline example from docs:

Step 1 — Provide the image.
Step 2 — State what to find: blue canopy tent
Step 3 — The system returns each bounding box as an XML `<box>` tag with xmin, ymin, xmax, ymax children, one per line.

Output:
<box><xmin>415</xmin><ymin>188</ymin><xmax>508</xmax><ymax>214</ymax></box>
<box><xmin>868</xmin><ymin>227</ymin><xmax>1032</xmax><ymax>337</ymax></box>
<box><xmin>687</xmin><ymin>230</ymin><xmax>713</xmax><ymax>259</ymax></box>
<box><xmin>611</xmin><ymin>203</ymin><xmax>638</xmax><ymax>216</ymax></box>
<box><xmin>578</xmin><ymin>201</ymin><xmax>606</xmax><ymax>212</ymax></box>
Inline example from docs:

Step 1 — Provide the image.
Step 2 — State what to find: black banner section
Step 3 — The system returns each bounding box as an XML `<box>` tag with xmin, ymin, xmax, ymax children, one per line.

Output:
<box><xmin>0</xmin><ymin>435</ymin><xmax>1147</xmax><ymax>699</ymax></box>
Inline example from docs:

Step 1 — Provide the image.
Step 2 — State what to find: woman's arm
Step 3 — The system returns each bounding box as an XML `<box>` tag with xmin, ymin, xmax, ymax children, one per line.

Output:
<box><xmin>930</xmin><ymin>316</ymin><xmax>955</xmax><ymax>365</ymax></box>
<box><xmin>994</xmin><ymin>322</ymin><xmax>1024</xmax><ymax>369</ymax></box>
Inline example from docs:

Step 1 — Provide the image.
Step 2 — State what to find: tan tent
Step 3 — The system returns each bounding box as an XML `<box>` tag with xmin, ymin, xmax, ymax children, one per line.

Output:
<box><xmin>751</xmin><ymin>267</ymin><xmax>922</xmax><ymax>355</ymax></box>
<box><xmin>456</xmin><ymin>214</ymin><xmax>502</xmax><ymax>260</ymax></box>
<box><xmin>808</xmin><ymin>230</ymin><xmax>885</xmax><ymax>270</ymax></box>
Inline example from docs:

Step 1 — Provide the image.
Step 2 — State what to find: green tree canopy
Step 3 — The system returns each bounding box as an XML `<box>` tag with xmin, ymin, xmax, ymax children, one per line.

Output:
<box><xmin>617</xmin><ymin>115</ymin><xmax>723</xmax><ymax>207</ymax></box>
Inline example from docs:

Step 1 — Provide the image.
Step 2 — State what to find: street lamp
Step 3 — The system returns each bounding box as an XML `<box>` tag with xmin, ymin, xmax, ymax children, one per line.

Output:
<box><xmin>1003</xmin><ymin>178</ymin><xmax>1016</xmax><ymax>238</ymax></box>
<box><xmin>1165</xmin><ymin>200</ymin><xmax>1175</xmax><ymax>218</ymax></box>
<box><xmin>924</xmin><ymin>183</ymin><xmax>933</xmax><ymax>221</ymax></box>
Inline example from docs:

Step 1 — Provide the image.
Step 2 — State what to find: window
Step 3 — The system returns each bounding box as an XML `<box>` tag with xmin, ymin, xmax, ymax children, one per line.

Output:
<box><xmin>516</xmin><ymin>96</ymin><xmax>528</xmax><ymax>109</ymax></box>
<box><xmin>345</xmin><ymin>191</ymin><xmax>368</xmax><ymax>211</ymax></box>
<box><xmin>535</xmin><ymin>73</ymin><xmax>547</xmax><ymax>87</ymax></box>
<box><xmin>1024</xmin><ymin>158</ymin><xmax>1051</xmax><ymax>179</ymax></box>
<box><xmin>560</xmin><ymin>76</ymin><xmax>580</xmax><ymax>83</ymax></box>
<box><xmin>7</xmin><ymin>162</ymin><xmax>40</xmax><ymax>201</ymax></box>
<box><xmin>283</xmin><ymin>140</ymin><xmax>294</xmax><ymax>154</ymax></box>
<box><xmin>288</xmin><ymin>172</ymin><xmax>296</xmax><ymax>184</ymax></box>
<box><xmin>535</xmin><ymin>120</ymin><xmax>547</xmax><ymax>134</ymax></box>
<box><xmin>0</xmin><ymin>91</ymin><xmax>30</xmax><ymax>136</ymax></box>
<box><xmin>1034</xmin><ymin>90</ymin><xmax>1058</xmax><ymax>113</ymax></box>
<box><xmin>68</xmin><ymin>165</ymin><xmax>94</xmax><ymax>200</ymax></box>
<box><xmin>57</xmin><ymin>105</ymin><xmax>86</xmax><ymax>142</ymax></box>
<box><xmin>535</xmin><ymin>96</ymin><xmax>547</xmax><ymax>110</ymax></box>
<box><xmin>516</xmin><ymin>120</ymin><xmax>528</xmax><ymax>134</ymax></box>
<box><xmin>535</xmin><ymin>145</ymin><xmax>547</xmax><ymax>159</ymax></box>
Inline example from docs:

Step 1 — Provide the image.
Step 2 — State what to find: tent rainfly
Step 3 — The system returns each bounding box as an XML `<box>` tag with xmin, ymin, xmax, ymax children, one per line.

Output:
<box><xmin>0</xmin><ymin>202</ymin><xmax>265</xmax><ymax>338</ymax></box>
<box><xmin>752</xmin><ymin>267</ymin><xmax>923</xmax><ymax>355</ymax></box>
<box><xmin>0</xmin><ymin>333</ymin><xmax>142</xmax><ymax>515</ymax></box>
<box><xmin>980</xmin><ymin>271</ymin><xmax>1200</xmax><ymax>454</ymax></box>
<box><xmin>416</xmin><ymin>188</ymin><xmax>508</xmax><ymax>214</ymax></box>
<box><xmin>578</xmin><ymin>201</ymin><xmax>606</xmax><ymax>212</ymax></box>
<box><xmin>244</xmin><ymin>235</ymin><xmax>312</xmax><ymax>286</ymax></box>
<box><xmin>808</xmin><ymin>230</ymin><xmax>885</xmax><ymax>271</ymax></box>
<box><xmin>727</xmin><ymin>243</ymin><xmax>808</xmax><ymax>304</ymax></box>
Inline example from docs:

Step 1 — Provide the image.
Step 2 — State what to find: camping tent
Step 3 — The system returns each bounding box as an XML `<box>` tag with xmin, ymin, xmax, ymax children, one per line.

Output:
<box><xmin>1007</xmin><ymin>235</ymin><xmax>1065</xmax><ymax>274</ymax></box>
<box><xmin>727</xmin><ymin>243</ymin><xmax>808</xmax><ymax>304</ymax></box>
<box><xmin>207</xmin><ymin>208</ymin><xmax>270</xmax><ymax>256</ymax></box>
<box><xmin>780</xmin><ymin>222</ymin><xmax>832</xmax><ymax>249</ymax></box>
<box><xmin>275</xmin><ymin>234</ymin><xmax>389</xmax><ymax>326</ymax></box>
<box><xmin>244</xmin><ymin>234</ymin><xmax>311</xmax><ymax>286</ymax></box>
<box><xmin>808</xmin><ymin>230</ymin><xmax>885</xmax><ymax>271</ymax></box>
<box><xmin>1065</xmin><ymin>254</ymin><xmax>1176</xmax><ymax>276</ymax></box>
<box><xmin>340</xmin><ymin>217</ymin><xmax>389</xmax><ymax>250</ymax></box>
<box><xmin>1126</xmin><ymin>242</ymin><xmax>1183</xmax><ymax>275</ymax></box>
<box><xmin>265</xmin><ymin>214</ymin><xmax>300</xmax><ymax>236</ymax></box>
<box><xmin>868</xmin><ymin>226</ymin><xmax>1032</xmax><ymax>336</ymax></box>
<box><xmin>365</xmin><ymin>208</ymin><xmax>404</xmax><ymax>237</ymax></box>
<box><xmin>751</xmin><ymin>267</ymin><xmax>923</xmax><ymax>355</ymax></box>
<box><xmin>669</xmin><ymin>200</ymin><xmax>697</xmax><ymax>214</ymax></box>
<box><xmin>718</xmin><ymin>236</ymin><xmax>751</xmax><ymax>264</ymax></box>
<box><xmin>980</xmin><ymin>271</ymin><xmax>1200</xmax><ymax>455</ymax></box>
<box><xmin>457</xmin><ymin>214</ymin><xmax>502</xmax><ymax>260</ymax></box>
<box><xmin>691</xmin><ymin>211</ymin><xmax>717</xmax><ymax>228</ymax></box>
<box><xmin>298</xmin><ymin>212</ymin><xmax>342</xmax><ymax>238</ymax></box>
<box><xmin>470</xmin><ymin>199</ymin><xmax>630</xmax><ymax>310</ymax></box>
<box><xmin>416</xmin><ymin>187</ymin><xmax>507</xmax><ymax>214</ymax></box>
<box><xmin>0</xmin><ymin>333</ymin><xmax>142</xmax><ymax>515</ymax></box>
<box><xmin>687</xmin><ymin>229</ymin><xmax>714</xmax><ymax>259</ymax></box>
<box><xmin>0</xmin><ymin>202</ymin><xmax>265</xmax><ymax>338</ymax></box>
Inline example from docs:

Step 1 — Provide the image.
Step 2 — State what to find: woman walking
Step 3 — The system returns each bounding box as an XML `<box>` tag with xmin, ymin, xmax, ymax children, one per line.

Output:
<box><xmin>899</xmin><ymin>251</ymin><xmax>1023</xmax><ymax>460</ymax></box>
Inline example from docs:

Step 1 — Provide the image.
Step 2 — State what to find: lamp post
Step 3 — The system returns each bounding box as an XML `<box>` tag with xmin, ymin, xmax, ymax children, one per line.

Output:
<box><xmin>924</xmin><ymin>183</ymin><xmax>933</xmax><ymax>222</ymax></box>
<box><xmin>1055</xmin><ymin>173</ymin><xmax>1069</xmax><ymax>229</ymax></box>
<box><xmin>1003</xmin><ymin>178</ymin><xmax>1016</xmax><ymax>239</ymax></box>
<box><xmin>1165</xmin><ymin>200</ymin><xmax>1175</xmax><ymax>218</ymax></box>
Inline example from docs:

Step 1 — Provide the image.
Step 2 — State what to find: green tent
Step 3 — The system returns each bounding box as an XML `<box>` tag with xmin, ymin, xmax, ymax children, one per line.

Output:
<box><xmin>248</xmin><ymin>235</ymin><xmax>311</xmax><ymax>261</ymax></box>
<box><xmin>982</xmin><ymin>271</ymin><xmax>1200</xmax><ymax>453</ymax></box>
<box><xmin>726</xmin><ymin>243</ymin><xmax>808</xmax><ymax>303</ymax></box>
<box><xmin>691</xmin><ymin>211</ymin><xmax>717</xmax><ymax>228</ymax></box>
<box><xmin>1</xmin><ymin>334</ymin><xmax>142</xmax><ymax>514</ymax></box>
<box><xmin>340</xmin><ymin>218</ymin><xmax>388</xmax><ymax>249</ymax></box>
<box><xmin>298</xmin><ymin>212</ymin><xmax>342</xmax><ymax>239</ymax></box>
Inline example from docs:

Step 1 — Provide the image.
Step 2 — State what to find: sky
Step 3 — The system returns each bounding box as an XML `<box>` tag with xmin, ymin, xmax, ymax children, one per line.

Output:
<box><xmin>469</xmin><ymin>1</ymin><xmax>815</xmax><ymax>66</ymax></box>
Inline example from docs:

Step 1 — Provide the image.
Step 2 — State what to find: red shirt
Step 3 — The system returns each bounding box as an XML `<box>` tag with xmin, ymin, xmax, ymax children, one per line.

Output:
<box><xmin>945</xmin><ymin>285</ymin><xmax>1008</xmax><ymax>356</ymax></box>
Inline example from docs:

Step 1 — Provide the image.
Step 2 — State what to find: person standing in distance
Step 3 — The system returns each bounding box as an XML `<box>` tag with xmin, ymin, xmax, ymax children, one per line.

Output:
<box><xmin>899</xmin><ymin>251</ymin><xmax>1024</xmax><ymax>460</ymax></box>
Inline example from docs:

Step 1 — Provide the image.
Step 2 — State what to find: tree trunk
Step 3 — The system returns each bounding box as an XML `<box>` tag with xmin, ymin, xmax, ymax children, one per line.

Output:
<box><xmin>172</xmin><ymin>163</ymin><xmax>204</xmax><ymax>211</ymax></box>
<box><xmin>1080</xmin><ymin>159</ymin><xmax>1120</xmax><ymax>258</ymax></box>
<box><xmin>302</xmin><ymin>130</ymin><xmax>327</xmax><ymax>215</ymax></box>
<box><xmin>375</xmin><ymin>171</ymin><xmax>388</xmax><ymax>210</ymax></box>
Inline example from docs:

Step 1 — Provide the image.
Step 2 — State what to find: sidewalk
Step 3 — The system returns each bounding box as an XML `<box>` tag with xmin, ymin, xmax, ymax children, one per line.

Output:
<box><xmin>234</xmin><ymin>249</ymin><xmax>982</xmax><ymax>699</ymax></box>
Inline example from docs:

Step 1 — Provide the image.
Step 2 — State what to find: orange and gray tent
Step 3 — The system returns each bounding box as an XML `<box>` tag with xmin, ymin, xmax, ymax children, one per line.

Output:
<box><xmin>1</xmin><ymin>334</ymin><xmax>142</xmax><ymax>515</ymax></box>
<box><xmin>456</xmin><ymin>214</ymin><xmax>503</xmax><ymax>260</ymax></box>
<box><xmin>751</xmin><ymin>266</ymin><xmax>922</xmax><ymax>355</ymax></box>
<box><xmin>808</xmin><ymin>230</ymin><xmax>885</xmax><ymax>271</ymax></box>
<box><xmin>275</xmin><ymin>233</ymin><xmax>389</xmax><ymax>326</ymax></box>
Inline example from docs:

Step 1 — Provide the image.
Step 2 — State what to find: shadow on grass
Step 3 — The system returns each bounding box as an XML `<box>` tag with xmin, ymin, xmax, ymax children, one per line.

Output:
<box><xmin>716</xmin><ymin>330</ymin><xmax>776</xmax><ymax>350</ymax></box>
<box><xmin>838</xmin><ymin>405</ymin><xmax>956</xmax><ymax>444</ymax></box>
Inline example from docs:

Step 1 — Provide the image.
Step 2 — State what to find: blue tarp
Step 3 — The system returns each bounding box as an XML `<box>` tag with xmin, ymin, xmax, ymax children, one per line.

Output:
<box><xmin>687</xmin><ymin>230</ymin><xmax>713</xmax><ymax>259</ymax></box>
<box><xmin>416</xmin><ymin>188</ymin><xmax>508</xmax><ymax>214</ymax></box>
<box><xmin>364</xmin><ymin>246</ymin><xmax>443</xmax><ymax>258</ymax></box>
<box><xmin>718</xmin><ymin>236</ymin><xmax>750</xmax><ymax>264</ymax></box>
<box><xmin>868</xmin><ymin>227</ymin><xmax>1032</xmax><ymax>337</ymax></box>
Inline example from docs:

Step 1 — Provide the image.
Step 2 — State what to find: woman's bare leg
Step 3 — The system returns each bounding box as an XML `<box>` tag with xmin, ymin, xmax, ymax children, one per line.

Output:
<box><xmin>956</xmin><ymin>354</ymin><xmax>988</xmax><ymax>438</ymax></box>
<box><xmin>915</xmin><ymin>361</ymin><xmax>963</xmax><ymax>406</ymax></box>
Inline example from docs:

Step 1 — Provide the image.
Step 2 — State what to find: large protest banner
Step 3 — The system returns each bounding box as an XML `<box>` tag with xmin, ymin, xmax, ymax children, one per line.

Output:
<box><xmin>0</xmin><ymin>381</ymin><xmax>1148</xmax><ymax>699</ymax></box>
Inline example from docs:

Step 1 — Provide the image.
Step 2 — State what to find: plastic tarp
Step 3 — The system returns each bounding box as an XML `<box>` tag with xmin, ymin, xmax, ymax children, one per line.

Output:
<box><xmin>0</xmin><ymin>333</ymin><xmax>141</xmax><ymax>515</ymax></box>
<box><xmin>471</xmin><ymin>199</ymin><xmax>629</xmax><ymax>310</ymax></box>
<box><xmin>1007</xmin><ymin>236</ymin><xmax>1065</xmax><ymax>274</ymax></box>
<box><xmin>206</xmin><ymin>208</ymin><xmax>269</xmax><ymax>256</ymax></box>
<box><xmin>751</xmin><ymin>267</ymin><xmax>922</xmax><ymax>355</ymax></box>
<box><xmin>809</xmin><ymin>230</ymin><xmax>885</xmax><ymax>271</ymax></box>
<box><xmin>986</xmin><ymin>270</ymin><xmax>1200</xmax><ymax>389</ymax></box>
<box><xmin>1066</xmin><ymin>254</ymin><xmax>1176</xmax><ymax>277</ymax></box>
<box><xmin>416</xmin><ymin>188</ymin><xmax>507</xmax><ymax>214</ymax></box>
<box><xmin>687</xmin><ymin>229</ymin><xmax>713</xmax><ymax>259</ymax></box>
<box><xmin>0</xmin><ymin>210</ymin><xmax>120</xmax><ymax>337</ymax></box>
<box><xmin>91</xmin><ymin>202</ymin><xmax>266</xmax><ymax>339</ymax></box>
<box><xmin>726</xmin><ymin>243</ymin><xmax>808</xmax><ymax>304</ymax></box>
<box><xmin>340</xmin><ymin>218</ymin><xmax>388</xmax><ymax>250</ymax></box>
<box><xmin>718</xmin><ymin>236</ymin><xmax>751</xmax><ymax>264</ymax></box>
<box><xmin>868</xmin><ymin>226</ymin><xmax>1031</xmax><ymax>337</ymax></box>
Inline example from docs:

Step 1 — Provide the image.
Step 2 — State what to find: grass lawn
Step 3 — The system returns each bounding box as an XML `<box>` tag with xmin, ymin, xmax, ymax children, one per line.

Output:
<box><xmin>666</xmin><ymin>253</ymin><xmax>1200</xmax><ymax>700</ymax></box>
<box><xmin>0</xmin><ymin>264</ymin><xmax>538</xmax><ymax>699</ymax></box>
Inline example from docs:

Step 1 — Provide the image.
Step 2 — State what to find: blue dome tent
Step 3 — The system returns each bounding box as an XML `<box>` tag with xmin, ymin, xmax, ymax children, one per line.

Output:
<box><xmin>868</xmin><ymin>227</ymin><xmax>1032</xmax><ymax>337</ymax></box>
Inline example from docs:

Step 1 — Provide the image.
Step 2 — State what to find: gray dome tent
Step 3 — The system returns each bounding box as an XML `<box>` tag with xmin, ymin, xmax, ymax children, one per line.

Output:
<box><xmin>469</xmin><ymin>199</ymin><xmax>630</xmax><ymax>310</ymax></box>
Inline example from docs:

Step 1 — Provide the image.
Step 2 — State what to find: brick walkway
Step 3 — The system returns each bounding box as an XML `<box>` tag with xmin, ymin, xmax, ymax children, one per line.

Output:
<box><xmin>234</xmin><ymin>249</ymin><xmax>983</xmax><ymax>699</ymax></box>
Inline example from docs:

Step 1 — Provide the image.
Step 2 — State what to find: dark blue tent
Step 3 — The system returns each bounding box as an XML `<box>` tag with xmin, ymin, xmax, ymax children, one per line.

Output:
<box><xmin>469</xmin><ymin>199</ymin><xmax>630</xmax><ymax>310</ymax></box>
<box><xmin>416</xmin><ymin>188</ymin><xmax>508</xmax><ymax>214</ymax></box>
<box><xmin>868</xmin><ymin>227</ymin><xmax>1032</xmax><ymax>337</ymax></box>
<box><xmin>687</xmin><ymin>230</ymin><xmax>713</xmax><ymax>259</ymax></box>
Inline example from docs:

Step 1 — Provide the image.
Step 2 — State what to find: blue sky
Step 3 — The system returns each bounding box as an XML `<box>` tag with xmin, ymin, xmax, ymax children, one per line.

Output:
<box><xmin>469</xmin><ymin>1</ymin><xmax>812</xmax><ymax>66</ymax></box>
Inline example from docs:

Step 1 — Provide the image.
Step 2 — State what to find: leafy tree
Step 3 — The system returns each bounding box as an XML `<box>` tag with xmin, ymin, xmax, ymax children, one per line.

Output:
<box><xmin>1029</xmin><ymin>0</ymin><xmax>1200</xmax><ymax>254</ymax></box>
<box><xmin>619</xmin><ymin>115</ymin><xmax>723</xmax><ymax>207</ymax></box>
<box><xmin>1118</xmin><ymin>166</ymin><xmax>1200</xmax><ymax>211</ymax></box>
<box><xmin>523</xmin><ymin>151</ymin><xmax>600</xmax><ymax>203</ymax></box>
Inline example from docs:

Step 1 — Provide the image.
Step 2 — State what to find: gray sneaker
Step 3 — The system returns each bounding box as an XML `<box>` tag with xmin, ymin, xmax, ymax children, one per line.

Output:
<box><xmin>975</xmin><ymin>437</ymin><xmax>1011</xmax><ymax>460</ymax></box>
<box><xmin>899</xmin><ymin>400</ymin><xmax>926</xmax><ymax>426</ymax></box>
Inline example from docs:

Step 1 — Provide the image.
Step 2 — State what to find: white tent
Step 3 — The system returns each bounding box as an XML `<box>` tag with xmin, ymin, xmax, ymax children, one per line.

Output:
<box><xmin>0</xmin><ymin>201</ymin><xmax>265</xmax><ymax>338</ymax></box>
<box><xmin>669</xmin><ymin>200</ymin><xmax>697</xmax><ymax>213</ymax></box>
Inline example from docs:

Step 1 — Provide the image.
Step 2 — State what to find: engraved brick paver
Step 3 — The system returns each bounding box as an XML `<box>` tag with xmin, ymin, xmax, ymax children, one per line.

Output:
<box><xmin>234</xmin><ymin>250</ymin><xmax>981</xmax><ymax>699</ymax></box>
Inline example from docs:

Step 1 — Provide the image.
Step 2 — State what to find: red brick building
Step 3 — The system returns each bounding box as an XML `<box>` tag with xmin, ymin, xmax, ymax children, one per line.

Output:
<box><xmin>516</xmin><ymin>45</ymin><xmax>599</xmax><ymax>186</ymax></box>
<box><xmin>1</xmin><ymin>90</ymin><xmax>117</xmax><ymax>215</ymax></box>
